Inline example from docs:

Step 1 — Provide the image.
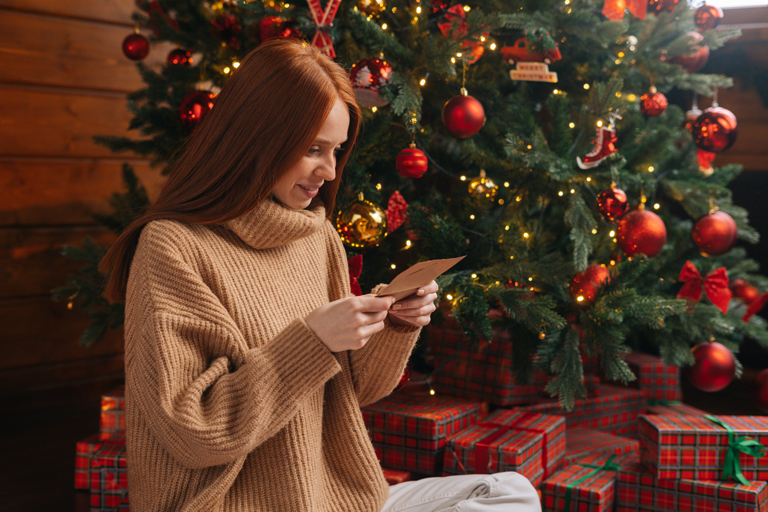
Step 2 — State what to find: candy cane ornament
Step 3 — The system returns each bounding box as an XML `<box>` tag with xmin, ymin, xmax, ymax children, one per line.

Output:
<box><xmin>306</xmin><ymin>0</ymin><xmax>342</xmax><ymax>58</ymax></box>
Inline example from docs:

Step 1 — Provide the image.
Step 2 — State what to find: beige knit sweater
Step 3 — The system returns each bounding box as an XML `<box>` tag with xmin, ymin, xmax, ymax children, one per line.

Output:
<box><xmin>124</xmin><ymin>197</ymin><xmax>421</xmax><ymax>511</ymax></box>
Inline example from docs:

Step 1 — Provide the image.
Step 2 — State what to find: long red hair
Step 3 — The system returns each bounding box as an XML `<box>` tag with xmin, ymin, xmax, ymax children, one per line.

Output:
<box><xmin>100</xmin><ymin>39</ymin><xmax>361</xmax><ymax>304</ymax></box>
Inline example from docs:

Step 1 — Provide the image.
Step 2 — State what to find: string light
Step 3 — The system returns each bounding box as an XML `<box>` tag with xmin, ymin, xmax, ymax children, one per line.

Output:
<box><xmin>470</xmin><ymin>214</ymin><xmax>475</xmax><ymax>219</ymax></box>
<box><xmin>223</xmin><ymin>66</ymin><xmax>231</xmax><ymax>74</ymax></box>
<box><xmin>391</xmin><ymin>264</ymin><xmax>396</xmax><ymax>269</ymax></box>
<box><xmin>597</xmin><ymin>120</ymin><xmax>603</xmax><ymax>127</ymax></box>
<box><xmin>446</xmin><ymin>294</ymin><xmax>454</xmax><ymax>300</ymax></box>
<box><xmin>372</xmin><ymin>106</ymin><xmax>378</xmax><ymax>112</ymax></box>
<box><xmin>615</xmin><ymin>92</ymin><xmax>621</xmax><ymax>98</ymax></box>
<box><xmin>463</xmin><ymin>4</ymin><xmax>470</xmax><ymax>10</ymax></box>
<box><xmin>382</xmin><ymin>23</ymin><xmax>388</xmax><ymax>29</ymax></box>
<box><xmin>592</xmin><ymin>229</ymin><xmax>598</xmax><ymax>234</ymax></box>
<box><xmin>451</xmin><ymin>57</ymin><xmax>456</xmax><ymax>63</ymax></box>
<box><xmin>391</xmin><ymin>6</ymin><xmax>396</xmax><ymax>12</ymax></box>
<box><xmin>376</xmin><ymin>183</ymin><xmax>382</xmax><ymax>190</ymax></box>
<box><xmin>505</xmin><ymin>225</ymin><xmax>510</xmax><ymax>230</ymax></box>
<box><xmin>419</xmin><ymin>78</ymin><xmax>426</xmax><ymax>86</ymax></box>
<box><xmin>577</xmin><ymin>296</ymin><xmax>585</xmax><ymax>302</ymax></box>
<box><xmin>586</xmin><ymin>177</ymin><xmax>592</xmax><ymax>182</ymax></box>
<box><xmin>406</xmin><ymin>240</ymin><xmax>412</xmax><ymax>247</ymax></box>
<box><xmin>460</xmin><ymin>175</ymin><xmax>467</xmax><ymax>181</ymax></box>
<box><xmin>609</xmin><ymin>230</ymin><xmax>615</xmax><ymax>237</ymax></box>
<box><xmin>232</xmin><ymin>61</ymin><xmax>240</xmax><ymax>68</ymax></box>
<box><xmin>558</xmin><ymin>191</ymin><xmax>564</xmax><ymax>196</ymax></box>
<box><xmin>471</xmin><ymin>273</ymin><xmax>478</xmax><ymax>279</ymax></box>
<box><xmin>523</xmin><ymin>232</ymin><xmax>530</xmax><ymax>238</ymax></box>
<box><xmin>569</xmin><ymin>122</ymin><xmax>575</xmax><ymax>129</ymax></box>
<box><xmin>618</xmin><ymin>52</ymin><xmax>625</xmax><ymax>58</ymax></box>
<box><xmin>490</xmin><ymin>43</ymin><xmax>496</xmax><ymax>50</ymax></box>
<box><xmin>570</xmin><ymin>189</ymin><xmax>575</xmax><ymax>194</ymax></box>
<box><xmin>516</xmin><ymin>196</ymin><xmax>521</xmax><ymax>202</ymax></box>
<box><xmin>510</xmin><ymin>255</ymin><xmax>515</xmax><ymax>260</ymax></box>
<box><xmin>648</xmin><ymin>166</ymin><xmax>655</xmax><ymax>172</ymax></box>
<box><xmin>583</xmin><ymin>84</ymin><xmax>590</xmax><ymax>90</ymax></box>
<box><xmin>416</xmin><ymin>6</ymin><xmax>421</xmax><ymax>13</ymax></box>
<box><xmin>628</xmin><ymin>94</ymin><xmax>636</xmax><ymax>101</ymax></box>
<box><xmin>528</xmin><ymin>277</ymin><xmax>533</xmax><ymax>281</ymax></box>
<box><xmin>654</xmin><ymin>203</ymin><xmax>661</xmax><ymax>209</ymax></box>
<box><xmin>504</xmin><ymin>182</ymin><xmax>509</xmax><ymax>187</ymax></box>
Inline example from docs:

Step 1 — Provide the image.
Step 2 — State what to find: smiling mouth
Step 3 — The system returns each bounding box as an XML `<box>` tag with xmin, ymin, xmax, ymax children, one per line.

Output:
<box><xmin>298</xmin><ymin>184</ymin><xmax>321</xmax><ymax>191</ymax></box>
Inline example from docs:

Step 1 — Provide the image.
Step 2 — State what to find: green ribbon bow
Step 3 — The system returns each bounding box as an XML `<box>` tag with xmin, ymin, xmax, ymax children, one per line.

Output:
<box><xmin>646</xmin><ymin>400</ymin><xmax>682</xmax><ymax>407</ymax></box>
<box><xmin>563</xmin><ymin>454</ymin><xmax>621</xmax><ymax>511</ymax></box>
<box><xmin>704</xmin><ymin>415</ymin><xmax>766</xmax><ymax>486</ymax></box>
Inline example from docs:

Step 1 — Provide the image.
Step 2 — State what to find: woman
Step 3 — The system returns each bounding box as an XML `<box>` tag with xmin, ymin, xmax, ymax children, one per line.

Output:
<box><xmin>101</xmin><ymin>39</ymin><xmax>539</xmax><ymax>512</ymax></box>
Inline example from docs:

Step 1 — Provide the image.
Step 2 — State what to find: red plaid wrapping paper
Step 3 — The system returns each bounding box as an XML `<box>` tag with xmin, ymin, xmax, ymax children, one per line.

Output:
<box><xmin>100</xmin><ymin>386</ymin><xmax>125</xmax><ymax>440</ymax></box>
<box><xmin>382</xmin><ymin>468</ymin><xmax>412</xmax><ymax>485</ymax></box>
<box><xmin>427</xmin><ymin>327</ymin><xmax>547</xmax><ymax>406</ymax></box>
<box><xmin>644</xmin><ymin>401</ymin><xmax>706</xmax><ymax>416</ymax></box>
<box><xmin>443</xmin><ymin>422</ymin><xmax>545</xmax><ymax>487</ymax></box>
<box><xmin>362</xmin><ymin>392</ymin><xmax>478</xmax><ymax>475</ymax></box>
<box><xmin>90</xmin><ymin>433</ymin><xmax>128</xmax><ymax>509</ymax></box>
<box><xmin>616</xmin><ymin>458</ymin><xmax>768</xmax><ymax>512</ymax></box>
<box><xmin>542</xmin><ymin>452</ymin><xmax>635</xmax><ymax>512</ymax></box>
<box><xmin>639</xmin><ymin>414</ymin><xmax>768</xmax><ymax>481</ymax></box>
<box><xmin>518</xmin><ymin>385</ymin><xmax>650</xmax><ymax>437</ymax></box>
<box><xmin>75</xmin><ymin>433</ymin><xmax>106</xmax><ymax>490</ymax></box>
<box><xmin>565</xmin><ymin>428</ymin><xmax>639</xmax><ymax>464</ymax></box>
<box><xmin>615</xmin><ymin>352</ymin><xmax>682</xmax><ymax>402</ymax></box>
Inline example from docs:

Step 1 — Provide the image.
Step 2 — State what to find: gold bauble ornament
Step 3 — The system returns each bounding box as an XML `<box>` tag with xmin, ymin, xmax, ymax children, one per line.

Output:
<box><xmin>335</xmin><ymin>194</ymin><xmax>388</xmax><ymax>249</ymax></box>
<box><xmin>467</xmin><ymin>170</ymin><xmax>498</xmax><ymax>201</ymax></box>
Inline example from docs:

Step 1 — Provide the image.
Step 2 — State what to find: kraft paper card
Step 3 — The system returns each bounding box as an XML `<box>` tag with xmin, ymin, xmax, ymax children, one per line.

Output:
<box><xmin>376</xmin><ymin>256</ymin><xmax>466</xmax><ymax>301</ymax></box>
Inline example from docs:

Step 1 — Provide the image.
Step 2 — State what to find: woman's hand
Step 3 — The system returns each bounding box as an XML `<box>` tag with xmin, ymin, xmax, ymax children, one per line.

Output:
<box><xmin>305</xmin><ymin>295</ymin><xmax>395</xmax><ymax>352</ymax></box>
<box><xmin>386</xmin><ymin>280</ymin><xmax>439</xmax><ymax>327</ymax></box>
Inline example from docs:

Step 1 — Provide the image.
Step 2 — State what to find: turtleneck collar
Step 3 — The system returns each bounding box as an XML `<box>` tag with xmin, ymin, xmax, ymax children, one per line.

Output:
<box><xmin>222</xmin><ymin>197</ymin><xmax>327</xmax><ymax>250</ymax></box>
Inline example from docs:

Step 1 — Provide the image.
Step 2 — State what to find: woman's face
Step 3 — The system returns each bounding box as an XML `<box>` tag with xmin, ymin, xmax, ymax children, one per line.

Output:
<box><xmin>272</xmin><ymin>99</ymin><xmax>350</xmax><ymax>210</ymax></box>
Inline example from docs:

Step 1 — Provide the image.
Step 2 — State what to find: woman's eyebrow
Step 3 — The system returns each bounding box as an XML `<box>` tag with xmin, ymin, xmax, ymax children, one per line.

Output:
<box><xmin>314</xmin><ymin>137</ymin><xmax>348</xmax><ymax>145</ymax></box>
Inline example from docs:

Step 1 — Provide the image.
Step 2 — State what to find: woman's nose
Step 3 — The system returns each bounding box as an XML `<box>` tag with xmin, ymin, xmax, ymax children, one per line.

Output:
<box><xmin>317</xmin><ymin>155</ymin><xmax>336</xmax><ymax>180</ymax></box>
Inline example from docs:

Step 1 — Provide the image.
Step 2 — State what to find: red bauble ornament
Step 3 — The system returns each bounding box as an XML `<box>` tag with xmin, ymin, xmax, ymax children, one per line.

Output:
<box><xmin>648</xmin><ymin>0</ymin><xmax>679</xmax><ymax>14</ymax></box>
<box><xmin>672</xmin><ymin>32</ymin><xmax>709</xmax><ymax>73</ymax></box>
<box><xmin>640</xmin><ymin>89</ymin><xmax>668</xmax><ymax>117</ymax></box>
<box><xmin>685</xmin><ymin>341</ymin><xmax>735</xmax><ymax>392</ymax></box>
<box><xmin>685</xmin><ymin>106</ymin><xmax>703</xmax><ymax>132</ymax></box>
<box><xmin>617</xmin><ymin>208</ymin><xmax>667</xmax><ymax>257</ymax></box>
<box><xmin>442</xmin><ymin>91</ymin><xmax>485</xmax><ymax>138</ymax></box>
<box><xmin>167</xmin><ymin>48</ymin><xmax>192</xmax><ymax>66</ymax></box>
<box><xmin>259</xmin><ymin>16</ymin><xmax>301</xmax><ymax>42</ymax></box>
<box><xmin>692</xmin><ymin>107</ymin><xmax>738</xmax><ymax>153</ymax></box>
<box><xmin>349</xmin><ymin>57</ymin><xmax>393</xmax><ymax>108</ymax></box>
<box><xmin>179</xmin><ymin>91</ymin><xmax>216</xmax><ymax>130</ymax></box>
<box><xmin>731</xmin><ymin>279</ymin><xmax>760</xmax><ymax>304</ymax></box>
<box><xmin>691</xmin><ymin>210</ymin><xmax>738</xmax><ymax>256</ymax></box>
<box><xmin>396</xmin><ymin>144</ymin><xmax>429</xmax><ymax>178</ymax></box>
<box><xmin>597</xmin><ymin>187</ymin><xmax>629</xmax><ymax>222</ymax></box>
<box><xmin>695</xmin><ymin>4</ymin><xmax>724</xmax><ymax>30</ymax></box>
<box><xmin>570</xmin><ymin>264</ymin><xmax>610</xmax><ymax>306</ymax></box>
<box><xmin>754</xmin><ymin>369</ymin><xmax>768</xmax><ymax>413</ymax></box>
<box><xmin>212</xmin><ymin>12</ymin><xmax>242</xmax><ymax>49</ymax></box>
<box><xmin>122</xmin><ymin>33</ymin><xmax>150</xmax><ymax>61</ymax></box>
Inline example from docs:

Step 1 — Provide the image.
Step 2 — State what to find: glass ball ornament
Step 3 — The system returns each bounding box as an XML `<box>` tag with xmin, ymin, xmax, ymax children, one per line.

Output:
<box><xmin>596</xmin><ymin>187</ymin><xmax>628</xmax><ymax>222</ymax></box>
<box><xmin>396</xmin><ymin>144</ymin><xmax>429</xmax><ymax>179</ymax></box>
<box><xmin>695</xmin><ymin>4</ymin><xmax>724</xmax><ymax>30</ymax></box>
<box><xmin>691</xmin><ymin>107</ymin><xmax>738</xmax><ymax>153</ymax></box>
<box><xmin>570</xmin><ymin>264</ymin><xmax>610</xmax><ymax>307</ymax></box>
<box><xmin>442</xmin><ymin>89</ymin><xmax>485</xmax><ymax>138</ymax></box>
<box><xmin>122</xmin><ymin>32</ymin><xmax>150</xmax><ymax>61</ymax></box>
<box><xmin>179</xmin><ymin>90</ymin><xmax>216</xmax><ymax>130</ymax></box>
<box><xmin>691</xmin><ymin>210</ymin><xmax>738</xmax><ymax>257</ymax></box>
<box><xmin>335</xmin><ymin>196</ymin><xmax>388</xmax><ymax>249</ymax></box>
<box><xmin>640</xmin><ymin>88</ymin><xmax>668</xmax><ymax>117</ymax></box>
<box><xmin>672</xmin><ymin>32</ymin><xmax>709</xmax><ymax>73</ymax></box>
<box><xmin>467</xmin><ymin>170</ymin><xmax>498</xmax><ymax>201</ymax></box>
<box><xmin>731</xmin><ymin>279</ymin><xmax>760</xmax><ymax>304</ymax></box>
<box><xmin>685</xmin><ymin>341</ymin><xmax>735</xmax><ymax>392</ymax></box>
<box><xmin>648</xmin><ymin>0</ymin><xmax>679</xmax><ymax>14</ymax></box>
<box><xmin>212</xmin><ymin>12</ymin><xmax>242</xmax><ymax>49</ymax></box>
<box><xmin>167</xmin><ymin>48</ymin><xmax>192</xmax><ymax>66</ymax></box>
<box><xmin>349</xmin><ymin>57</ymin><xmax>393</xmax><ymax>108</ymax></box>
<box><xmin>616</xmin><ymin>207</ymin><xmax>667</xmax><ymax>257</ymax></box>
<box><xmin>358</xmin><ymin>0</ymin><xmax>386</xmax><ymax>16</ymax></box>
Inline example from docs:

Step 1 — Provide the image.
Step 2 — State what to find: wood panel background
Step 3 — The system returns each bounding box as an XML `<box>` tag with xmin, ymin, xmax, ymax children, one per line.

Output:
<box><xmin>0</xmin><ymin>1</ymin><xmax>766</xmax><ymax>411</ymax></box>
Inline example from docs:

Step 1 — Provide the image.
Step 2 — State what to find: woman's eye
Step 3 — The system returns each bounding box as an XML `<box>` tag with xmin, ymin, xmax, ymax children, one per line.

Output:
<box><xmin>308</xmin><ymin>148</ymin><xmax>321</xmax><ymax>155</ymax></box>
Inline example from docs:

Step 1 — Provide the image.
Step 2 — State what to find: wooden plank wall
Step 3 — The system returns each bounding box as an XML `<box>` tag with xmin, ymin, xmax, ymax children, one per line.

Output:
<box><xmin>0</xmin><ymin>2</ymin><xmax>765</xmax><ymax>411</ymax></box>
<box><xmin>0</xmin><ymin>0</ymin><xmax>165</xmax><ymax>410</ymax></box>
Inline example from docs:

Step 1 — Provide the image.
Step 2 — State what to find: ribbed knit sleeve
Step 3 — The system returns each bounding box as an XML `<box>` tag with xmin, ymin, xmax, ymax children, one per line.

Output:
<box><xmin>126</xmin><ymin>221</ymin><xmax>341</xmax><ymax>469</ymax></box>
<box><xmin>323</xmin><ymin>222</ymin><xmax>421</xmax><ymax>406</ymax></box>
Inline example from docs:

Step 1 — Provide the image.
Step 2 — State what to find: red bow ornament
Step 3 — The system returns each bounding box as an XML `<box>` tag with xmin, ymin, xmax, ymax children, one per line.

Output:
<box><xmin>676</xmin><ymin>261</ymin><xmax>731</xmax><ymax>314</ymax></box>
<box><xmin>348</xmin><ymin>254</ymin><xmax>363</xmax><ymax>296</ymax></box>
<box><xmin>385</xmin><ymin>191</ymin><xmax>408</xmax><ymax>233</ymax></box>
<box><xmin>306</xmin><ymin>0</ymin><xmax>342</xmax><ymax>58</ymax></box>
<box><xmin>602</xmin><ymin>0</ymin><xmax>647</xmax><ymax>21</ymax></box>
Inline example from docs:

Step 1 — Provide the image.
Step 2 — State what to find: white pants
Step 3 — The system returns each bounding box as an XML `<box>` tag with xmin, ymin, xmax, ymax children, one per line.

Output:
<box><xmin>382</xmin><ymin>472</ymin><xmax>541</xmax><ymax>512</ymax></box>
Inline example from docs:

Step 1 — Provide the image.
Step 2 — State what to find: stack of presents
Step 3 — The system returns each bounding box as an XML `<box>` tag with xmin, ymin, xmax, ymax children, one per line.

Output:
<box><xmin>74</xmin><ymin>322</ymin><xmax>768</xmax><ymax>511</ymax></box>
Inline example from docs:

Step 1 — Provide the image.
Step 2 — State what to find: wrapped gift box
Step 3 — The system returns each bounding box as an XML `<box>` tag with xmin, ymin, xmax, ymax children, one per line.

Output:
<box><xmin>616</xmin><ymin>458</ymin><xmax>768</xmax><ymax>512</ymax></box>
<box><xmin>639</xmin><ymin>414</ymin><xmax>768</xmax><ymax>481</ymax></box>
<box><xmin>644</xmin><ymin>401</ymin><xmax>706</xmax><ymax>416</ymax></box>
<box><xmin>616</xmin><ymin>352</ymin><xmax>681</xmax><ymax>402</ymax></box>
<box><xmin>90</xmin><ymin>433</ymin><xmax>128</xmax><ymax>509</ymax></box>
<box><xmin>541</xmin><ymin>452</ymin><xmax>634</xmax><ymax>512</ymax></box>
<box><xmin>518</xmin><ymin>385</ymin><xmax>650</xmax><ymax>437</ymax></box>
<box><xmin>382</xmin><ymin>468</ymin><xmax>412</xmax><ymax>485</ymax></box>
<box><xmin>444</xmin><ymin>422</ymin><xmax>544</xmax><ymax>487</ymax></box>
<box><xmin>565</xmin><ymin>428</ymin><xmax>639</xmax><ymax>464</ymax></box>
<box><xmin>75</xmin><ymin>433</ymin><xmax>105</xmax><ymax>490</ymax></box>
<box><xmin>427</xmin><ymin>327</ymin><xmax>547</xmax><ymax>406</ymax></box>
<box><xmin>362</xmin><ymin>392</ymin><xmax>478</xmax><ymax>475</ymax></box>
<box><xmin>100</xmin><ymin>386</ymin><xmax>125</xmax><ymax>440</ymax></box>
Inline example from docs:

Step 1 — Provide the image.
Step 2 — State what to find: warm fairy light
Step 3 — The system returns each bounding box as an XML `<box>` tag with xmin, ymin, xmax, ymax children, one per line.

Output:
<box><xmin>565</xmin><ymin>0</ymin><xmax>570</xmax><ymax>3</ymax></box>
<box><xmin>654</xmin><ymin>203</ymin><xmax>661</xmax><ymax>209</ymax></box>
<box><xmin>391</xmin><ymin>264</ymin><xmax>396</xmax><ymax>269</ymax></box>
<box><xmin>463</xmin><ymin>4</ymin><xmax>470</xmax><ymax>10</ymax></box>
<box><xmin>406</xmin><ymin>240</ymin><xmax>412</xmax><ymax>247</ymax></box>
<box><xmin>430</xmin><ymin>389</ymin><xmax>435</xmax><ymax>395</ymax></box>
<box><xmin>527</xmin><ymin>145</ymin><xmax>532</xmax><ymax>150</ymax></box>
<box><xmin>523</xmin><ymin>232</ymin><xmax>530</xmax><ymax>238</ymax></box>
<box><xmin>451</xmin><ymin>57</ymin><xmax>456</xmax><ymax>63</ymax></box>
<box><xmin>609</xmin><ymin>230</ymin><xmax>615</xmax><ymax>237</ymax></box>
<box><xmin>446</xmin><ymin>294</ymin><xmax>454</xmax><ymax>300</ymax></box>
<box><xmin>597</xmin><ymin>120</ymin><xmax>603</xmax><ymax>127</ymax></box>
<box><xmin>610</xmin><ymin>260</ymin><xmax>616</xmax><ymax>266</ymax></box>
<box><xmin>382</xmin><ymin>23</ymin><xmax>388</xmax><ymax>29</ymax></box>
<box><xmin>510</xmin><ymin>255</ymin><xmax>515</xmax><ymax>260</ymax></box>
<box><xmin>460</xmin><ymin>175</ymin><xmax>467</xmax><ymax>181</ymax></box>
<box><xmin>592</xmin><ymin>229</ymin><xmax>598</xmax><ymax>234</ymax></box>
<box><xmin>471</xmin><ymin>273</ymin><xmax>478</xmax><ymax>279</ymax></box>
<box><xmin>470</xmin><ymin>214</ymin><xmax>475</xmax><ymax>219</ymax></box>
<box><xmin>613</xmin><ymin>238</ymin><xmax>618</xmax><ymax>242</ymax></box>
<box><xmin>616</xmin><ymin>92</ymin><xmax>621</xmax><ymax>98</ymax></box>
<box><xmin>618</xmin><ymin>52</ymin><xmax>625</xmax><ymax>58</ymax></box>
<box><xmin>569</xmin><ymin>122</ymin><xmax>575</xmax><ymax>128</ymax></box>
<box><xmin>648</xmin><ymin>166</ymin><xmax>655</xmax><ymax>172</ymax></box>
<box><xmin>586</xmin><ymin>177</ymin><xmax>592</xmax><ymax>181</ymax></box>
<box><xmin>615</xmin><ymin>59</ymin><xmax>621</xmax><ymax>65</ymax></box>
<box><xmin>528</xmin><ymin>277</ymin><xmax>533</xmax><ymax>281</ymax></box>
<box><xmin>558</xmin><ymin>191</ymin><xmax>564</xmax><ymax>196</ymax></box>
<box><xmin>372</xmin><ymin>106</ymin><xmax>378</xmax><ymax>112</ymax></box>
<box><xmin>376</xmin><ymin>183</ymin><xmax>382</xmax><ymax>190</ymax></box>
<box><xmin>490</xmin><ymin>43</ymin><xmax>496</xmax><ymax>50</ymax></box>
<box><xmin>583</xmin><ymin>84</ymin><xmax>590</xmax><ymax>90</ymax></box>
<box><xmin>416</xmin><ymin>6</ymin><xmax>422</xmax><ymax>12</ymax></box>
<box><xmin>516</xmin><ymin>196</ymin><xmax>521</xmax><ymax>202</ymax></box>
<box><xmin>499</xmin><ymin>199</ymin><xmax>505</xmax><ymax>205</ymax></box>
<box><xmin>577</xmin><ymin>296</ymin><xmax>585</xmax><ymax>302</ymax></box>
<box><xmin>392</xmin><ymin>6</ymin><xmax>397</xmax><ymax>12</ymax></box>
<box><xmin>504</xmin><ymin>182</ymin><xmax>509</xmax><ymax>187</ymax></box>
<box><xmin>419</xmin><ymin>78</ymin><xmax>426</xmax><ymax>86</ymax></box>
<box><xmin>233</xmin><ymin>61</ymin><xmax>240</xmax><ymax>68</ymax></box>
<box><xmin>628</xmin><ymin>94</ymin><xmax>636</xmax><ymax>101</ymax></box>
<box><xmin>457</xmin><ymin>52</ymin><xmax>463</xmax><ymax>57</ymax></box>
<box><xmin>570</xmin><ymin>189</ymin><xmax>575</xmax><ymax>194</ymax></box>
<box><xmin>223</xmin><ymin>66</ymin><xmax>231</xmax><ymax>74</ymax></box>
<box><xmin>553</xmin><ymin>89</ymin><xmax>559</xmax><ymax>94</ymax></box>
<box><xmin>480</xmin><ymin>36</ymin><xmax>486</xmax><ymax>42</ymax></box>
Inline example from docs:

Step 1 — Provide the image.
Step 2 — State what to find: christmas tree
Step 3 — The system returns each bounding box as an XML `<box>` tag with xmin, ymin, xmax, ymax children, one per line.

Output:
<box><xmin>53</xmin><ymin>0</ymin><xmax>768</xmax><ymax>408</ymax></box>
